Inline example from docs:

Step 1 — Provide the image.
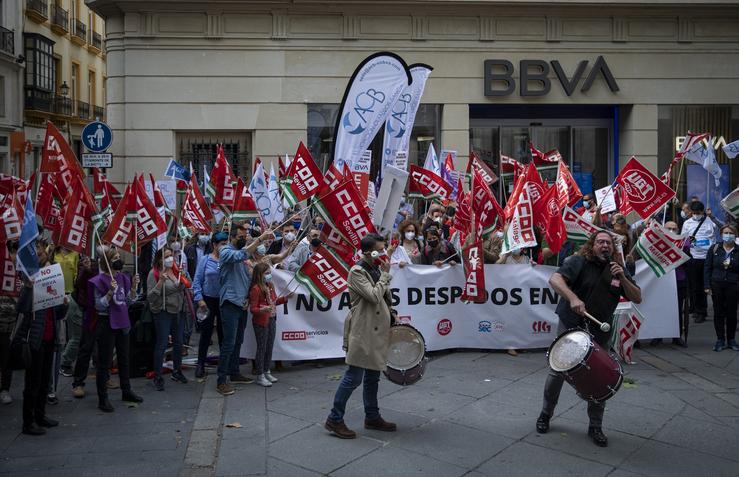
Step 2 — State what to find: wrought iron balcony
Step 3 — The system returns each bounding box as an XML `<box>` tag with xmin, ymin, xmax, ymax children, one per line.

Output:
<box><xmin>90</xmin><ymin>31</ymin><xmax>103</xmax><ymax>51</ymax></box>
<box><xmin>25</xmin><ymin>88</ymin><xmax>53</xmax><ymax>113</ymax></box>
<box><xmin>76</xmin><ymin>100</ymin><xmax>90</xmax><ymax>119</ymax></box>
<box><xmin>25</xmin><ymin>0</ymin><xmax>48</xmax><ymax>23</ymax></box>
<box><xmin>54</xmin><ymin>95</ymin><xmax>72</xmax><ymax>116</ymax></box>
<box><xmin>93</xmin><ymin>105</ymin><xmax>105</xmax><ymax>120</ymax></box>
<box><xmin>50</xmin><ymin>4</ymin><xmax>69</xmax><ymax>34</ymax></box>
<box><xmin>72</xmin><ymin>19</ymin><xmax>86</xmax><ymax>44</ymax></box>
<box><xmin>0</xmin><ymin>27</ymin><xmax>13</xmax><ymax>56</ymax></box>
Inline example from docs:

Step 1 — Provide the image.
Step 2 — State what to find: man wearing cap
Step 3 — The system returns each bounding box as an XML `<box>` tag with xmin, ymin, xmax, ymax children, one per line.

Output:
<box><xmin>681</xmin><ymin>201</ymin><xmax>717</xmax><ymax>323</ymax></box>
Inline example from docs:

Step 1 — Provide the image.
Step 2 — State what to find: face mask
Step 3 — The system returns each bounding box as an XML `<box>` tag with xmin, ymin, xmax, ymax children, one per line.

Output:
<box><xmin>284</xmin><ymin>232</ymin><xmax>296</xmax><ymax>242</ymax></box>
<box><xmin>427</xmin><ymin>239</ymin><xmax>439</xmax><ymax>248</ymax></box>
<box><xmin>583</xmin><ymin>200</ymin><xmax>591</xmax><ymax>208</ymax></box>
<box><xmin>693</xmin><ymin>214</ymin><xmax>703</xmax><ymax>219</ymax></box>
<box><xmin>495</xmin><ymin>231</ymin><xmax>504</xmax><ymax>238</ymax></box>
<box><xmin>256</xmin><ymin>244</ymin><xmax>267</xmax><ymax>256</ymax></box>
<box><xmin>310</xmin><ymin>238</ymin><xmax>322</xmax><ymax>248</ymax></box>
<box><xmin>264</xmin><ymin>274</ymin><xmax>273</xmax><ymax>283</ymax></box>
<box><xmin>111</xmin><ymin>259</ymin><xmax>124</xmax><ymax>271</ymax></box>
<box><xmin>292</xmin><ymin>221</ymin><xmax>302</xmax><ymax>230</ymax></box>
<box><xmin>234</xmin><ymin>238</ymin><xmax>247</xmax><ymax>249</ymax></box>
<box><xmin>723</xmin><ymin>234</ymin><xmax>736</xmax><ymax>243</ymax></box>
<box><xmin>170</xmin><ymin>242</ymin><xmax>181</xmax><ymax>252</ymax></box>
<box><xmin>404</xmin><ymin>231</ymin><xmax>416</xmax><ymax>241</ymax></box>
<box><xmin>163</xmin><ymin>257</ymin><xmax>174</xmax><ymax>268</ymax></box>
<box><xmin>512</xmin><ymin>248</ymin><xmax>523</xmax><ymax>256</ymax></box>
<box><xmin>433</xmin><ymin>216</ymin><xmax>442</xmax><ymax>223</ymax></box>
<box><xmin>680</xmin><ymin>211</ymin><xmax>688</xmax><ymax>219</ymax></box>
<box><xmin>199</xmin><ymin>235</ymin><xmax>210</xmax><ymax>244</ymax></box>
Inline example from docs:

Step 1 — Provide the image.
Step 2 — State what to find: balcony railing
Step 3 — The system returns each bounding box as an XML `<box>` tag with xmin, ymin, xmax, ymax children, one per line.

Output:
<box><xmin>50</xmin><ymin>5</ymin><xmax>69</xmax><ymax>33</ymax></box>
<box><xmin>76</xmin><ymin>100</ymin><xmax>90</xmax><ymax>119</ymax></box>
<box><xmin>90</xmin><ymin>31</ymin><xmax>102</xmax><ymax>51</ymax></box>
<box><xmin>93</xmin><ymin>105</ymin><xmax>105</xmax><ymax>120</ymax></box>
<box><xmin>25</xmin><ymin>88</ymin><xmax>53</xmax><ymax>113</ymax></box>
<box><xmin>26</xmin><ymin>0</ymin><xmax>49</xmax><ymax>21</ymax></box>
<box><xmin>54</xmin><ymin>95</ymin><xmax>72</xmax><ymax>116</ymax></box>
<box><xmin>73</xmin><ymin>19</ymin><xmax>86</xmax><ymax>42</ymax></box>
<box><xmin>0</xmin><ymin>27</ymin><xmax>13</xmax><ymax>56</ymax></box>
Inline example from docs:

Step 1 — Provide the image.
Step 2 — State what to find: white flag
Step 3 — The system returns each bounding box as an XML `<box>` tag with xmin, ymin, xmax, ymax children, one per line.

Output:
<box><xmin>501</xmin><ymin>185</ymin><xmax>538</xmax><ymax>254</ymax></box>
<box><xmin>721</xmin><ymin>186</ymin><xmax>739</xmax><ymax>218</ymax></box>
<box><xmin>423</xmin><ymin>143</ymin><xmax>441</xmax><ymax>176</ymax></box>
<box><xmin>268</xmin><ymin>163</ymin><xmax>284</xmax><ymax>225</ymax></box>
<box><xmin>249</xmin><ymin>163</ymin><xmax>271</xmax><ymax>225</ymax></box>
<box><xmin>685</xmin><ymin>137</ymin><xmax>721</xmax><ymax>187</ymax></box>
<box><xmin>614</xmin><ymin>301</ymin><xmax>646</xmax><ymax>364</ymax></box>
<box><xmin>722</xmin><ymin>139</ymin><xmax>739</xmax><ymax>159</ymax></box>
<box><xmin>635</xmin><ymin>222</ymin><xmax>690</xmax><ymax>278</ymax></box>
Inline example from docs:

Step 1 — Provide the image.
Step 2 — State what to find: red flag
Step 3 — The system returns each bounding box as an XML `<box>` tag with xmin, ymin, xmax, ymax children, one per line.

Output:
<box><xmin>0</xmin><ymin>174</ymin><xmax>30</xmax><ymax>196</ymax></box>
<box><xmin>133</xmin><ymin>175</ymin><xmax>168</xmax><ymax>245</ymax></box>
<box><xmin>0</xmin><ymin>244</ymin><xmax>21</xmax><ymax>297</ymax></box>
<box><xmin>615</xmin><ymin>157</ymin><xmax>676</xmax><ymax>219</ymax></box>
<box><xmin>103</xmin><ymin>183</ymin><xmax>135</xmax><ymax>252</ymax></box>
<box><xmin>182</xmin><ymin>174</ymin><xmax>213</xmax><ymax>233</ymax></box>
<box><xmin>467</xmin><ymin>153</ymin><xmax>498</xmax><ymax>186</ymax></box>
<box><xmin>408</xmin><ymin>165</ymin><xmax>453</xmax><ymax>201</ymax></box>
<box><xmin>500</xmin><ymin>154</ymin><xmax>525</xmax><ymax>174</ymax></box>
<box><xmin>530</xmin><ymin>142</ymin><xmax>563</xmax><ymax>165</ymax></box>
<box><xmin>536</xmin><ymin>185</ymin><xmax>567</xmax><ymax>253</ymax></box>
<box><xmin>207</xmin><ymin>144</ymin><xmax>237</xmax><ymax>210</ymax></box>
<box><xmin>232</xmin><ymin>177</ymin><xmax>260</xmax><ymax>221</ymax></box>
<box><xmin>0</xmin><ymin>188</ymin><xmax>23</xmax><ymax>242</ymax></box>
<box><xmin>36</xmin><ymin>174</ymin><xmax>63</xmax><ymax>233</ymax></box>
<box><xmin>504</xmin><ymin>163</ymin><xmax>543</xmax><ymax>220</ymax></box>
<box><xmin>461</xmin><ymin>241</ymin><xmax>486</xmax><ymax>303</ymax></box>
<box><xmin>679</xmin><ymin>131</ymin><xmax>709</xmax><ymax>153</ymax></box>
<box><xmin>279</xmin><ymin>155</ymin><xmax>287</xmax><ymax>179</ymax></box>
<box><xmin>295</xmin><ymin>245</ymin><xmax>351</xmax><ymax>304</ymax></box>
<box><xmin>555</xmin><ymin>161</ymin><xmax>582</xmax><ymax>208</ymax></box>
<box><xmin>148</xmin><ymin>173</ymin><xmax>168</xmax><ymax>209</ymax></box>
<box><xmin>58</xmin><ymin>176</ymin><xmax>97</xmax><ymax>255</ymax></box>
<box><xmin>92</xmin><ymin>167</ymin><xmax>122</xmax><ymax>212</ymax></box>
<box><xmin>313</xmin><ymin>180</ymin><xmax>376</xmax><ymax>249</ymax></box>
<box><xmin>324</xmin><ymin>163</ymin><xmax>344</xmax><ymax>189</ymax></box>
<box><xmin>471</xmin><ymin>169</ymin><xmax>503</xmax><ymax>237</ymax></box>
<box><xmin>453</xmin><ymin>189</ymin><xmax>471</xmax><ymax>234</ymax></box>
<box><xmin>283</xmin><ymin>142</ymin><xmax>325</xmax><ymax>206</ymax></box>
<box><xmin>40</xmin><ymin>122</ymin><xmax>84</xmax><ymax>191</ymax></box>
<box><xmin>319</xmin><ymin>223</ymin><xmax>359</xmax><ymax>267</ymax></box>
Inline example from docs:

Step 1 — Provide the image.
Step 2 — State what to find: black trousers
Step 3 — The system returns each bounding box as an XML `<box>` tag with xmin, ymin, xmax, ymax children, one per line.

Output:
<box><xmin>94</xmin><ymin>316</ymin><xmax>131</xmax><ymax>399</ymax></box>
<box><xmin>677</xmin><ymin>282</ymin><xmax>689</xmax><ymax>339</ymax></box>
<box><xmin>72</xmin><ymin>323</ymin><xmax>96</xmax><ymax>388</ymax></box>
<box><xmin>197</xmin><ymin>296</ymin><xmax>223</xmax><ymax>366</ymax></box>
<box><xmin>687</xmin><ymin>259</ymin><xmax>707</xmax><ymax>316</ymax></box>
<box><xmin>711</xmin><ymin>281</ymin><xmax>738</xmax><ymax>342</ymax></box>
<box><xmin>0</xmin><ymin>331</ymin><xmax>12</xmax><ymax>391</ymax></box>
<box><xmin>23</xmin><ymin>341</ymin><xmax>54</xmax><ymax>427</ymax></box>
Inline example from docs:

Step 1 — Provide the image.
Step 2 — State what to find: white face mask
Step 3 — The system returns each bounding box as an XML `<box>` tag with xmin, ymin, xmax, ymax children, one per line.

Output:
<box><xmin>404</xmin><ymin>231</ymin><xmax>416</xmax><ymax>241</ymax></box>
<box><xmin>163</xmin><ymin>257</ymin><xmax>174</xmax><ymax>268</ymax></box>
<box><xmin>284</xmin><ymin>232</ymin><xmax>296</xmax><ymax>242</ymax></box>
<box><xmin>495</xmin><ymin>231</ymin><xmax>504</xmax><ymax>238</ymax></box>
<box><xmin>680</xmin><ymin>211</ymin><xmax>688</xmax><ymax>219</ymax></box>
<box><xmin>170</xmin><ymin>242</ymin><xmax>181</xmax><ymax>252</ymax></box>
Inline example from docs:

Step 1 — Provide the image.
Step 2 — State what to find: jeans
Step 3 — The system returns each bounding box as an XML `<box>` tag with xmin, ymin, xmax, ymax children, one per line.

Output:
<box><xmin>23</xmin><ymin>341</ymin><xmax>54</xmax><ymax>427</ymax></box>
<box><xmin>253</xmin><ymin>317</ymin><xmax>276</xmax><ymax>375</ymax></box>
<box><xmin>229</xmin><ymin>309</ymin><xmax>247</xmax><ymax>377</ymax></box>
<box><xmin>0</xmin><ymin>332</ymin><xmax>12</xmax><ymax>391</ymax></box>
<box><xmin>687</xmin><ymin>258</ymin><xmax>707</xmax><ymax>316</ymax></box>
<box><xmin>61</xmin><ymin>297</ymin><xmax>83</xmax><ymax>369</ymax></box>
<box><xmin>218</xmin><ymin>302</ymin><xmax>243</xmax><ymax>385</ymax></box>
<box><xmin>94</xmin><ymin>316</ymin><xmax>132</xmax><ymax>399</ymax></box>
<box><xmin>541</xmin><ymin>322</ymin><xmax>605</xmax><ymax>428</ymax></box>
<box><xmin>328</xmin><ymin>365</ymin><xmax>381</xmax><ymax>422</ymax></box>
<box><xmin>711</xmin><ymin>281</ymin><xmax>738</xmax><ymax>342</ymax></box>
<box><xmin>197</xmin><ymin>296</ymin><xmax>223</xmax><ymax>367</ymax></box>
<box><xmin>153</xmin><ymin>311</ymin><xmax>183</xmax><ymax>377</ymax></box>
<box><xmin>72</xmin><ymin>323</ymin><xmax>96</xmax><ymax>388</ymax></box>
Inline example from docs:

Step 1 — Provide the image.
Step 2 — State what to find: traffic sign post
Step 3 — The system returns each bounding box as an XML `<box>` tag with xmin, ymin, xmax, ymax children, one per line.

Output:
<box><xmin>82</xmin><ymin>121</ymin><xmax>113</xmax><ymax>153</ymax></box>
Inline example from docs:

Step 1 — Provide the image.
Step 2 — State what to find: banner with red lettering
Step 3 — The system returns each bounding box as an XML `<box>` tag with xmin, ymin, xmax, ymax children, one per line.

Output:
<box><xmin>461</xmin><ymin>241</ymin><xmax>485</xmax><ymax>303</ymax></box>
<box><xmin>295</xmin><ymin>245</ymin><xmax>351</xmax><ymax>304</ymax></box>
<box><xmin>314</xmin><ymin>180</ymin><xmax>376</xmax><ymax>249</ymax></box>
<box><xmin>0</xmin><ymin>244</ymin><xmax>21</xmax><ymax>297</ymax></box>
<box><xmin>282</xmin><ymin>142</ymin><xmax>324</xmax><ymax>207</ymax></box>
<box><xmin>615</xmin><ymin>157</ymin><xmax>675</xmax><ymax>219</ymax></box>
<box><xmin>408</xmin><ymin>165</ymin><xmax>453</xmax><ymax>201</ymax></box>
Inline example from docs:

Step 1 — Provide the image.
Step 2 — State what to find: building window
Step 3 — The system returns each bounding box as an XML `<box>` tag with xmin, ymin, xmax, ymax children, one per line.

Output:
<box><xmin>176</xmin><ymin>133</ymin><xmax>251</xmax><ymax>180</ymax></box>
<box><xmin>306</xmin><ymin>103</ymin><xmax>442</xmax><ymax>177</ymax></box>
<box><xmin>24</xmin><ymin>34</ymin><xmax>55</xmax><ymax>92</ymax></box>
<box><xmin>0</xmin><ymin>76</ymin><xmax>5</xmax><ymax>117</ymax></box>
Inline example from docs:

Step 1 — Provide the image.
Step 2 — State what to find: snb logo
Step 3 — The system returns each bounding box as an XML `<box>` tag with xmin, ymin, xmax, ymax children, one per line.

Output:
<box><xmin>342</xmin><ymin>89</ymin><xmax>386</xmax><ymax>135</ymax></box>
<box><xmin>532</xmin><ymin>321</ymin><xmax>551</xmax><ymax>334</ymax></box>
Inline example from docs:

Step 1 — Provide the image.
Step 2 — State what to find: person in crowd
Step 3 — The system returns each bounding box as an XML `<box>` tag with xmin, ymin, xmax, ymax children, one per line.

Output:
<box><xmin>192</xmin><ymin>232</ymin><xmax>229</xmax><ymax>379</ymax></box>
<box><xmin>216</xmin><ymin>226</ymin><xmax>272</xmax><ymax>395</ymax></box>
<box><xmin>422</xmin><ymin>204</ymin><xmax>450</xmax><ymax>238</ymax></box>
<box><xmin>15</xmin><ymin>239</ymin><xmax>63</xmax><ymax>435</ymax></box>
<box><xmin>88</xmin><ymin>245</ymin><xmax>143</xmax><ymax>412</ymax></box>
<box><xmin>577</xmin><ymin>193</ymin><xmax>597</xmax><ymax>222</ymax></box>
<box><xmin>70</xmin><ymin>257</ymin><xmax>101</xmax><ymax>399</ymax></box>
<box><xmin>389</xmin><ymin>220</ymin><xmax>423</xmax><ymax>266</ymax></box>
<box><xmin>267</xmin><ymin>223</ymin><xmax>298</xmax><ymax>255</ymax></box>
<box><xmin>681</xmin><ymin>200</ymin><xmax>717</xmax><ymax>323</ymax></box>
<box><xmin>169</xmin><ymin>238</ymin><xmax>188</xmax><ymax>277</ymax></box>
<box><xmin>284</xmin><ymin>228</ymin><xmax>322</xmax><ymax>272</ymax></box>
<box><xmin>185</xmin><ymin>233</ymin><xmax>212</xmax><ymax>280</ymax></box>
<box><xmin>0</xmin><ymin>240</ymin><xmax>19</xmax><ymax>405</ymax></box>
<box><xmin>312</xmin><ymin>214</ymin><xmax>325</xmax><ymax>230</ymax></box>
<box><xmin>483</xmin><ymin>231</ymin><xmax>504</xmax><ymax>264</ymax></box>
<box><xmin>147</xmin><ymin>247</ymin><xmax>188</xmax><ymax>391</ymax></box>
<box><xmin>706</xmin><ymin>207</ymin><xmax>725</xmax><ymax>231</ymax></box>
<box><xmin>249</xmin><ymin>262</ymin><xmax>292</xmax><ymax>387</ymax></box>
<box><xmin>497</xmin><ymin>247</ymin><xmax>536</xmax><ymax>265</ymax></box>
<box><xmin>663</xmin><ymin>221</ymin><xmax>688</xmax><ymax>347</ymax></box>
<box><xmin>704</xmin><ymin>224</ymin><xmax>739</xmax><ymax>352</ymax></box>
<box><xmin>537</xmin><ymin>231</ymin><xmax>641</xmax><ymax>447</ymax></box>
<box><xmin>421</xmin><ymin>227</ymin><xmax>457</xmax><ymax>266</ymax></box>
<box><xmin>325</xmin><ymin>233</ymin><xmax>396</xmax><ymax>439</ymax></box>
<box><xmin>60</xmin><ymin>255</ymin><xmax>92</xmax><ymax>377</ymax></box>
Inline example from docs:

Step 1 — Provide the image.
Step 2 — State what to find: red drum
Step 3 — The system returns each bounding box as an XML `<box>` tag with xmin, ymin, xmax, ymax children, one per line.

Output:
<box><xmin>547</xmin><ymin>329</ymin><xmax>623</xmax><ymax>403</ymax></box>
<box><xmin>384</xmin><ymin>324</ymin><xmax>427</xmax><ymax>386</ymax></box>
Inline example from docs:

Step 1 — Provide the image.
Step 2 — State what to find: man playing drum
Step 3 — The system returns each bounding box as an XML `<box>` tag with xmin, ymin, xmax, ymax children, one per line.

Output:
<box><xmin>325</xmin><ymin>233</ymin><xmax>397</xmax><ymax>439</ymax></box>
<box><xmin>536</xmin><ymin>231</ymin><xmax>642</xmax><ymax>447</ymax></box>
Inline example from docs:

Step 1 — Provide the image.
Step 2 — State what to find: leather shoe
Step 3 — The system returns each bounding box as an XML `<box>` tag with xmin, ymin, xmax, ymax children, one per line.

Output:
<box><xmin>195</xmin><ymin>365</ymin><xmax>205</xmax><ymax>379</ymax></box>
<box><xmin>98</xmin><ymin>398</ymin><xmax>115</xmax><ymax>413</ymax></box>
<box><xmin>122</xmin><ymin>391</ymin><xmax>143</xmax><ymax>403</ymax></box>
<box><xmin>588</xmin><ymin>427</ymin><xmax>608</xmax><ymax>447</ymax></box>
<box><xmin>36</xmin><ymin>416</ymin><xmax>59</xmax><ymax>428</ymax></box>
<box><xmin>536</xmin><ymin>413</ymin><xmax>550</xmax><ymax>434</ymax></box>
<box><xmin>364</xmin><ymin>417</ymin><xmax>397</xmax><ymax>432</ymax></box>
<box><xmin>324</xmin><ymin>419</ymin><xmax>357</xmax><ymax>439</ymax></box>
<box><xmin>22</xmin><ymin>423</ymin><xmax>46</xmax><ymax>436</ymax></box>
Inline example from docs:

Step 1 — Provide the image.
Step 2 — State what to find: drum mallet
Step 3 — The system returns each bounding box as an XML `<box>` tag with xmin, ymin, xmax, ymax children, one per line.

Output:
<box><xmin>584</xmin><ymin>311</ymin><xmax>611</xmax><ymax>332</ymax></box>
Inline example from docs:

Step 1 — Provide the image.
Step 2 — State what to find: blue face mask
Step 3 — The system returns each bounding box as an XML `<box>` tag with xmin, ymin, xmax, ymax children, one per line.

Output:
<box><xmin>256</xmin><ymin>244</ymin><xmax>267</xmax><ymax>256</ymax></box>
<box><xmin>292</xmin><ymin>221</ymin><xmax>302</xmax><ymax>230</ymax></box>
<box><xmin>722</xmin><ymin>234</ymin><xmax>736</xmax><ymax>243</ymax></box>
<box><xmin>264</xmin><ymin>274</ymin><xmax>273</xmax><ymax>283</ymax></box>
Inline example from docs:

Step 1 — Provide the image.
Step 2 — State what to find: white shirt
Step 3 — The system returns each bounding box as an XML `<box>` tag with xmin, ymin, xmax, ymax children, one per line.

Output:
<box><xmin>681</xmin><ymin>215</ymin><xmax>717</xmax><ymax>259</ymax></box>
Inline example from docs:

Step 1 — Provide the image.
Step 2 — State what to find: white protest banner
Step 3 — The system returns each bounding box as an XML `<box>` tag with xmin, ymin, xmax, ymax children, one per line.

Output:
<box><xmin>32</xmin><ymin>263</ymin><xmax>65</xmax><ymax>312</ymax></box>
<box><xmin>594</xmin><ymin>185</ymin><xmax>617</xmax><ymax>214</ymax></box>
<box><xmin>239</xmin><ymin>261</ymin><xmax>677</xmax><ymax>360</ymax></box>
<box><xmin>393</xmin><ymin>151</ymin><xmax>408</xmax><ymax>171</ymax></box>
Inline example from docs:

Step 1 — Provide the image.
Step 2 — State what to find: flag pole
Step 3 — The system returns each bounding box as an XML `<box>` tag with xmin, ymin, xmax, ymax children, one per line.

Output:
<box><xmin>134</xmin><ymin>221</ymin><xmax>139</xmax><ymax>278</ymax></box>
<box><xmin>93</xmin><ymin>228</ymin><xmax>114</xmax><ymax>277</ymax></box>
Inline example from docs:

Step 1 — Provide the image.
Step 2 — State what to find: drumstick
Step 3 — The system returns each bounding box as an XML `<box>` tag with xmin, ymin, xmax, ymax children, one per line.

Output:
<box><xmin>584</xmin><ymin>311</ymin><xmax>611</xmax><ymax>333</ymax></box>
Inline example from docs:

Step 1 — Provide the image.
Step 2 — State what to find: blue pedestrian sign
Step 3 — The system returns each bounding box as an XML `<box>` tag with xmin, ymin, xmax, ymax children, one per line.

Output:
<box><xmin>82</xmin><ymin>121</ymin><xmax>113</xmax><ymax>152</ymax></box>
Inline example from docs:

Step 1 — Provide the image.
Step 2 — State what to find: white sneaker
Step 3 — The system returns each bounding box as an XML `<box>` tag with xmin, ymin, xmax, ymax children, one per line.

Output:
<box><xmin>0</xmin><ymin>390</ymin><xmax>11</xmax><ymax>405</ymax></box>
<box><xmin>265</xmin><ymin>371</ymin><xmax>278</xmax><ymax>383</ymax></box>
<box><xmin>256</xmin><ymin>374</ymin><xmax>272</xmax><ymax>387</ymax></box>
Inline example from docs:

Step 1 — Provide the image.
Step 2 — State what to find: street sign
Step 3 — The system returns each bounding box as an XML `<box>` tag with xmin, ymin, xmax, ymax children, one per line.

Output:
<box><xmin>81</xmin><ymin>121</ymin><xmax>113</xmax><ymax>152</ymax></box>
<box><xmin>81</xmin><ymin>153</ymin><xmax>113</xmax><ymax>168</ymax></box>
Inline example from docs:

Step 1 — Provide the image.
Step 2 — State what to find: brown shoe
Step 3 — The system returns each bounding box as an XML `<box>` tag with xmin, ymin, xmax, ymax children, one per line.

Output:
<box><xmin>72</xmin><ymin>386</ymin><xmax>85</xmax><ymax>399</ymax></box>
<box><xmin>217</xmin><ymin>383</ymin><xmax>235</xmax><ymax>396</ymax></box>
<box><xmin>364</xmin><ymin>417</ymin><xmax>397</xmax><ymax>432</ymax></box>
<box><xmin>325</xmin><ymin>419</ymin><xmax>356</xmax><ymax>439</ymax></box>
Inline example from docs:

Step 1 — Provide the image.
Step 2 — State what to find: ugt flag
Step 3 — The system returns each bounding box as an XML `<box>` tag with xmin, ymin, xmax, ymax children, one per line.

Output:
<box><xmin>615</xmin><ymin>157</ymin><xmax>675</xmax><ymax>220</ymax></box>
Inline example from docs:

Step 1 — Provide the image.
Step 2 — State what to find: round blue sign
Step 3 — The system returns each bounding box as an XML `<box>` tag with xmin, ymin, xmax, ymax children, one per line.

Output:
<box><xmin>82</xmin><ymin>121</ymin><xmax>113</xmax><ymax>152</ymax></box>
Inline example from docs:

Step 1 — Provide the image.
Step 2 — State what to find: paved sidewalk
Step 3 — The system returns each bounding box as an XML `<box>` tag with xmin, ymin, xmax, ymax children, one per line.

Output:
<box><xmin>1</xmin><ymin>320</ymin><xmax>738</xmax><ymax>477</ymax></box>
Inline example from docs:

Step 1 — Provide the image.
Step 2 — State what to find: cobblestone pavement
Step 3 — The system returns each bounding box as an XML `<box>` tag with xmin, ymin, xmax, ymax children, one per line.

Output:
<box><xmin>1</xmin><ymin>319</ymin><xmax>738</xmax><ymax>477</ymax></box>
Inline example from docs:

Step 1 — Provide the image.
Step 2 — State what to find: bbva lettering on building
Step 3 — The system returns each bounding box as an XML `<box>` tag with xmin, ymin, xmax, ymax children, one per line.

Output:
<box><xmin>483</xmin><ymin>56</ymin><xmax>619</xmax><ymax>97</ymax></box>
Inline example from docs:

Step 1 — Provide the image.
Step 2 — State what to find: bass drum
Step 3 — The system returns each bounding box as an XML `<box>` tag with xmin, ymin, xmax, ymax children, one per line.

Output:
<box><xmin>384</xmin><ymin>324</ymin><xmax>427</xmax><ymax>386</ymax></box>
<box><xmin>547</xmin><ymin>329</ymin><xmax>623</xmax><ymax>403</ymax></box>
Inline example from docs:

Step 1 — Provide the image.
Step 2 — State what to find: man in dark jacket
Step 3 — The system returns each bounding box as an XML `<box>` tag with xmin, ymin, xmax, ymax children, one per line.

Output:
<box><xmin>185</xmin><ymin>234</ymin><xmax>213</xmax><ymax>280</ymax></box>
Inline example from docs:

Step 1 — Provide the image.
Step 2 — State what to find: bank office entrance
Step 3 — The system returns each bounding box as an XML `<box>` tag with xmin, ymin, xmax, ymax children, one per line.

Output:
<box><xmin>469</xmin><ymin>105</ymin><xmax>617</xmax><ymax>207</ymax></box>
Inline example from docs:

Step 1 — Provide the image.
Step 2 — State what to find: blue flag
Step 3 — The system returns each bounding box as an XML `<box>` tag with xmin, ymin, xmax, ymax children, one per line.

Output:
<box><xmin>164</xmin><ymin>159</ymin><xmax>190</xmax><ymax>184</ymax></box>
<box><xmin>16</xmin><ymin>190</ymin><xmax>39</xmax><ymax>278</ymax></box>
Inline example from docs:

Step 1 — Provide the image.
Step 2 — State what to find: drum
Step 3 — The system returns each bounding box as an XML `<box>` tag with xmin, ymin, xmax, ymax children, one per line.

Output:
<box><xmin>547</xmin><ymin>329</ymin><xmax>623</xmax><ymax>403</ymax></box>
<box><xmin>384</xmin><ymin>324</ymin><xmax>427</xmax><ymax>386</ymax></box>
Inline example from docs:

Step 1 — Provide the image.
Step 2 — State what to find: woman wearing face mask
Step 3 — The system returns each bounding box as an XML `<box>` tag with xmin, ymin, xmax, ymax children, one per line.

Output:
<box><xmin>497</xmin><ymin>246</ymin><xmax>536</xmax><ymax>265</ymax></box>
<box><xmin>389</xmin><ymin>220</ymin><xmax>423</xmax><ymax>267</ymax></box>
<box><xmin>86</xmin><ymin>245</ymin><xmax>143</xmax><ymax>412</ymax></box>
<box><xmin>421</xmin><ymin>227</ymin><xmax>457</xmax><ymax>267</ymax></box>
<box><xmin>147</xmin><ymin>248</ymin><xmax>187</xmax><ymax>391</ymax></box>
<box><xmin>704</xmin><ymin>225</ymin><xmax>739</xmax><ymax>352</ymax></box>
<box><xmin>248</xmin><ymin>263</ymin><xmax>293</xmax><ymax>387</ymax></box>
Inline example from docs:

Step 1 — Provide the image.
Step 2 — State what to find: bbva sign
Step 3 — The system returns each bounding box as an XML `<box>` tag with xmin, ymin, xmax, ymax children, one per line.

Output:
<box><xmin>484</xmin><ymin>56</ymin><xmax>619</xmax><ymax>97</ymax></box>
